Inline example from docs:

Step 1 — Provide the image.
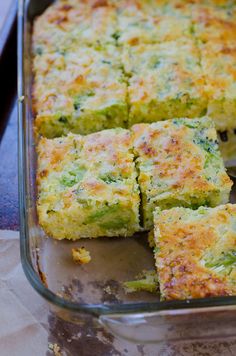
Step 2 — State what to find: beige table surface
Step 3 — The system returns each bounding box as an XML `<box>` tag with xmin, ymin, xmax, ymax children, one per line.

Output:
<box><xmin>1</xmin><ymin>229</ymin><xmax>236</xmax><ymax>356</ymax></box>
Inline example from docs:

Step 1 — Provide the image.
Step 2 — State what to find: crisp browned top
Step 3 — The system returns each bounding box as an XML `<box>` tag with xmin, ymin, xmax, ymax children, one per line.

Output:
<box><xmin>154</xmin><ymin>204</ymin><xmax>236</xmax><ymax>300</ymax></box>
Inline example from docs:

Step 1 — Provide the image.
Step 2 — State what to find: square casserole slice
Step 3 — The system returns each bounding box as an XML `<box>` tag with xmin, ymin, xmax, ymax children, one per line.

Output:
<box><xmin>153</xmin><ymin>204</ymin><xmax>236</xmax><ymax>300</ymax></box>
<box><xmin>201</xmin><ymin>42</ymin><xmax>236</xmax><ymax>131</ymax></box>
<box><xmin>122</xmin><ymin>40</ymin><xmax>208</xmax><ymax>126</ymax></box>
<box><xmin>32</xmin><ymin>0</ymin><xmax>117</xmax><ymax>54</ymax></box>
<box><xmin>132</xmin><ymin>117</ymin><xmax>232</xmax><ymax>230</ymax></box>
<box><xmin>33</xmin><ymin>45</ymin><xmax>128</xmax><ymax>138</ymax></box>
<box><xmin>116</xmin><ymin>0</ymin><xmax>193</xmax><ymax>46</ymax></box>
<box><xmin>37</xmin><ymin>128</ymin><xmax>140</xmax><ymax>240</ymax></box>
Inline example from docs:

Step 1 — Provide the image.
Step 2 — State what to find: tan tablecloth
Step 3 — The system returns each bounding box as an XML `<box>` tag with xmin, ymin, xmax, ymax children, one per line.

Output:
<box><xmin>2</xmin><ymin>230</ymin><xmax>236</xmax><ymax>356</ymax></box>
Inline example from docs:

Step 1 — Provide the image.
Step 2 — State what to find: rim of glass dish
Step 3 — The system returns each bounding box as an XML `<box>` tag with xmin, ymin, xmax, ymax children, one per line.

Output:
<box><xmin>18</xmin><ymin>0</ymin><xmax>236</xmax><ymax>317</ymax></box>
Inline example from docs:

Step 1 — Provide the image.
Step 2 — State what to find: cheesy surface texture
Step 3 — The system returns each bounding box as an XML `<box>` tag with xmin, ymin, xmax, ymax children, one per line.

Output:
<box><xmin>154</xmin><ymin>204</ymin><xmax>236</xmax><ymax>300</ymax></box>
<box><xmin>37</xmin><ymin>118</ymin><xmax>232</xmax><ymax>238</ymax></box>
<box><xmin>37</xmin><ymin>128</ymin><xmax>141</xmax><ymax>239</ymax></box>
<box><xmin>132</xmin><ymin>117</ymin><xmax>232</xmax><ymax>229</ymax></box>
<box><xmin>33</xmin><ymin>0</ymin><xmax>236</xmax><ymax>136</ymax></box>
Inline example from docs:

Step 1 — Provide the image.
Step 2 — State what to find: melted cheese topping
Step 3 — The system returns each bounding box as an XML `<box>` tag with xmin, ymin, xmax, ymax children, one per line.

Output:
<box><xmin>116</xmin><ymin>2</ymin><xmax>192</xmax><ymax>46</ymax></box>
<box><xmin>37</xmin><ymin>117</ymin><xmax>231</xmax><ymax>239</ymax></box>
<box><xmin>154</xmin><ymin>204</ymin><xmax>236</xmax><ymax>300</ymax></box>
<box><xmin>123</xmin><ymin>40</ymin><xmax>208</xmax><ymax>124</ymax></box>
<box><xmin>33</xmin><ymin>0</ymin><xmax>236</xmax><ymax>135</ymax></box>
<box><xmin>132</xmin><ymin>117</ymin><xmax>232</xmax><ymax>229</ymax></box>
<box><xmin>37</xmin><ymin>128</ymin><xmax>140</xmax><ymax>239</ymax></box>
<box><xmin>193</xmin><ymin>3</ymin><xmax>236</xmax><ymax>45</ymax></box>
<box><xmin>201</xmin><ymin>42</ymin><xmax>236</xmax><ymax>130</ymax></box>
<box><xmin>33</xmin><ymin>1</ymin><xmax>117</xmax><ymax>54</ymax></box>
<box><xmin>33</xmin><ymin>45</ymin><xmax>128</xmax><ymax>137</ymax></box>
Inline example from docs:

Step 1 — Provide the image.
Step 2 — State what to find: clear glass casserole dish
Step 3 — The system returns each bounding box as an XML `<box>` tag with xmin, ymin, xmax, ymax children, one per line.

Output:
<box><xmin>18</xmin><ymin>0</ymin><xmax>236</xmax><ymax>343</ymax></box>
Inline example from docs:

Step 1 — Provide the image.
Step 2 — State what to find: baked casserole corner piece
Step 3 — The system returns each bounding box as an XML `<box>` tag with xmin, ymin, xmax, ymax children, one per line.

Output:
<box><xmin>37</xmin><ymin>128</ymin><xmax>140</xmax><ymax>240</ymax></box>
<box><xmin>132</xmin><ymin>117</ymin><xmax>232</xmax><ymax>230</ymax></box>
<box><xmin>153</xmin><ymin>204</ymin><xmax>236</xmax><ymax>300</ymax></box>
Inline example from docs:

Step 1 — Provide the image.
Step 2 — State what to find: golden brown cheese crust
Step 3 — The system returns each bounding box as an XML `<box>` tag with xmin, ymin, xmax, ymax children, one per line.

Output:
<box><xmin>201</xmin><ymin>42</ymin><xmax>236</xmax><ymax>130</ymax></box>
<box><xmin>37</xmin><ymin>117</ymin><xmax>232</xmax><ymax>240</ymax></box>
<box><xmin>154</xmin><ymin>204</ymin><xmax>236</xmax><ymax>300</ymax></box>
<box><xmin>33</xmin><ymin>0</ymin><xmax>236</xmax><ymax>135</ymax></box>
<box><xmin>33</xmin><ymin>0</ymin><xmax>117</xmax><ymax>53</ymax></box>
<box><xmin>123</xmin><ymin>40</ymin><xmax>208</xmax><ymax>125</ymax></box>
<box><xmin>33</xmin><ymin>45</ymin><xmax>128</xmax><ymax>137</ymax></box>
<box><xmin>37</xmin><ymin>129</ymin><xmax>140</xmax><ymax>239</ymax></box>
<box><xmin>193</xmin><ymin>3</ymin><xmax>236</xmax><ymax>45</ymax></box>
<box><xmin>132</xmin><ymin>117</ymin><xmax>232</xmax><ymax>229</ymax></box>
<box><xmin>115</xmin><ymin>0</ymin><xmax>193</xmax><ymax>46</ymax></box>
<box><xmin>37</xmin><ymin>135</ymin><xmax>83</xmax><ymax>176</ymax></box>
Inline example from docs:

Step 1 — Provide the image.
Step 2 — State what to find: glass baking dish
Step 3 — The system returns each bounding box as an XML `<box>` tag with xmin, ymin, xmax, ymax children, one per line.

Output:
<box><xmin>18</xmin><ymin>0</ymin><xmax>236</xmax><ymax>343</ymax></box>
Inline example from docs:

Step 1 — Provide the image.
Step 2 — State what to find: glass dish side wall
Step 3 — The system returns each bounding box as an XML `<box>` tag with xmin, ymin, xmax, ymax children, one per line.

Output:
<box><xmin>18</xmin><ymin>0</ymin><xmax>236</xmax><ymax>343</ymax></box>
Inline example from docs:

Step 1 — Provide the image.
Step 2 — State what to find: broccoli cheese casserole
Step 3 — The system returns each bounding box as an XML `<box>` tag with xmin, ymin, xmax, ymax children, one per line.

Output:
<box><xmin>115</xmin><ymin>0</ymin><xmax>193</xmax><ymax>46</ymax></box>
<box><xmin>123</xmin><ymin>40</ymin><xmax>207</xmax><ymax>126</ymax></box>
<box><xmin>201</xmin><ymin>42</ymin><xmax>236</xmax><ymax>131</ymax></box>
<box><xmin>37</xmin><ymin>118</ymin><xmax>232</xmax><ymax>238</ymax></box>
<box><xmin>33</xmin><ymin>0</ymin><xmax>236</xmax><ymax>135</ymax></box>
<box><xmin>153</xmin><ymin>204</ymin><xmax>236</xmax><ymax>300</ymax></box>
<box><xmin>33</xmin><ymin>45</ymin><xmax>128</xmax><ymax>138</ymax></box>
<box><xmin>34</xmin><ymin>0</ymin><xmax>236</xmax><ymax>301</ymax></box>
<box><xmin>37</xmin><ymin>128</ymin><xmax>140</xmax><ymax>239</ymax></box>
<box><xmin>132</xmin><ymin>117</ymin><xmax>232</xmax><ymax>229</ymax></box>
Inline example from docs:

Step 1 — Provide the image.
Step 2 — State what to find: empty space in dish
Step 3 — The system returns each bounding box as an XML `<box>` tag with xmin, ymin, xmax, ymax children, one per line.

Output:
<box><xmin>40</xmin><ymin>233</ymin><xmax>158</xmax><ymax>304</ymax></box>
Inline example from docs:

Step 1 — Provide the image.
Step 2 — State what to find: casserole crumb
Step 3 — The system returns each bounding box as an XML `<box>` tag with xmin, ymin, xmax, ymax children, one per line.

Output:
<box><xmin>72</xmin><ymin>247</ymin><xmax>91</xmax><ymax>264</ymax></box>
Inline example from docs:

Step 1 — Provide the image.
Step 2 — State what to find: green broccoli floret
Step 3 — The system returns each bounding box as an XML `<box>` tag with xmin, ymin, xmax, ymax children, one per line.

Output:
<box><xmin>123</xmin><ymin>270</ymin><xmax>159</xmax><ymax>293</ymax></box>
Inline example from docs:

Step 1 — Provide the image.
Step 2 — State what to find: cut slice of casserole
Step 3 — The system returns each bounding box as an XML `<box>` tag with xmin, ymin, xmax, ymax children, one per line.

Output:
<box><xmin>37</xmin><ymin>128</ymin><xmax>140</xmax><ymax>240</ymax></box>
<box><xmin>122</xmin><ymin>40</ymin><xmax>208</xmax><ymax>126</ymax></box>
<box><xmin>33</xmin><ymin>45</ymin><xmax>128</xmax><ymax>138</ymax></box>
<box><xmin>153</xmin><ymin>204</ymin><xmax>236</xmax><ymax>300</ymax></box>
<box><xmin>132</xmin><ymin>117</ymin><xmax>232</xmax><ymax>229</ymax></box>
<box><xmin>32</xmin><ymin>0</ymin><xmax>118</xmax><ymax>54</ymax></box>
